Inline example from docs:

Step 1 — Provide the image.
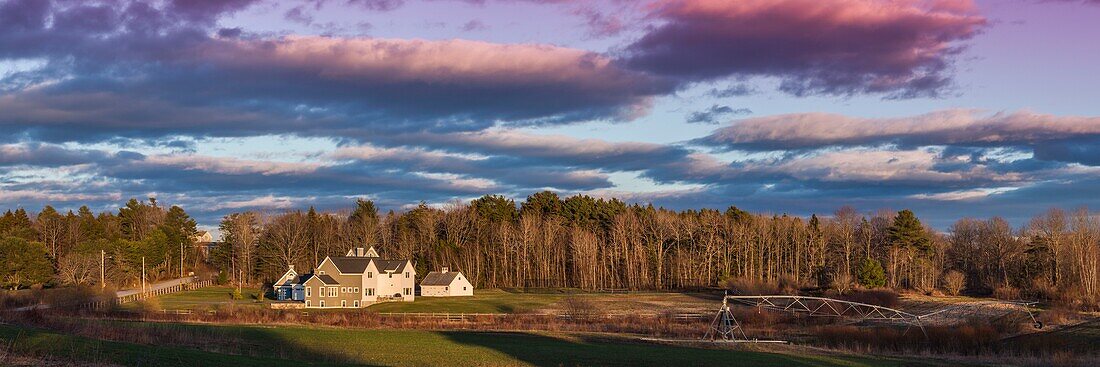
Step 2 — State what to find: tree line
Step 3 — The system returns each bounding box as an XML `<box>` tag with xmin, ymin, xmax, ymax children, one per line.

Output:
<box><xmin>3</xmin><ymin>193</ymin><xmax>1099</xmax><ymax>306</ymax></box>
<box><xmin>0</xmin><ymin>198</ymin><xmax>197</xmax><ymax>290</ymax></box>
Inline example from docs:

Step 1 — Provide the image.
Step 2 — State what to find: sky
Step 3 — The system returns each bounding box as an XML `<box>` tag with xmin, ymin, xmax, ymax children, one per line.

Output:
<box><xmin>1</xmin><ymin>0</ymin><xmax>1100</xmax><ymax>232</ymax></box>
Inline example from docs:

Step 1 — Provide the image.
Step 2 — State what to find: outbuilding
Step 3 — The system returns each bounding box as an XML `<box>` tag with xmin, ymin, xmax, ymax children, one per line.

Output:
<box><xmin>419</xmin><ymin>267</ymin><xmax>473</xmax><ymax>297</ymax></box>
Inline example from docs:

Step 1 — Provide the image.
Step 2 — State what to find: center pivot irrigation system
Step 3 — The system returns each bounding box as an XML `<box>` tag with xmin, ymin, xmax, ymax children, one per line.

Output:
<box><xmin>704</xmin><ymin>292</ymin><xmax>1043</xmax><ymax>342</ymax></box>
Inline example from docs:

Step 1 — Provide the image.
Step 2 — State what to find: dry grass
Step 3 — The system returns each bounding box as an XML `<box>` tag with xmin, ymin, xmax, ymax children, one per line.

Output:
<box><xmin>840</xmin><ymin>289</ymin><xmax>899</xmax><ymax>308</ymax></box>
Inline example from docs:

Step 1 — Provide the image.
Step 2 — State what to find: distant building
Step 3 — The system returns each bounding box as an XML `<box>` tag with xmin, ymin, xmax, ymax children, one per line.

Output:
<box><xmin>276</xmin><ymin>246</ymin><xmax>416</xmax><ymax>308</ymax></box>
<box><xmin>191</xmin><ymin>231</ymin><xmax>214</xmax><ymax>243</ymax></box>
<box><xmin>190</xmin><ymin>231</ymin><xmax>216</xmax><ymax>259</ymax></box>
<box><xmin>420</xmin><ymin>267</ymin><xmax>474</xmax><ymax>297</ymax></box>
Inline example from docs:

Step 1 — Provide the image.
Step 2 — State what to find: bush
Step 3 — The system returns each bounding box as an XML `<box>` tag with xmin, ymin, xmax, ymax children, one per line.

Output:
<box><xmin>833</xmin><ymin>272</ymin><xmax>852</xmax><ymax>295</ymax></box>
<box><xmin>560</xmin><ymin>296</ymin><xmax>599</xmax><ymax>320</ymax></box>
<box><xmin>994</xmin><ymin>285</ymin><xmax>1020</xmax><ymax>300</ymax></box>
<box><xmin>856</xmin><ymin>258</ymin><xmax>886</xmax><ymax>288</ymax></box>
<box><xmin>942</xmin><ymin>270</ymin><xmax>966</xmax><ymax>296</ymax></box>
<box><xmin>232</xmin><ymin>288</ymin><xmax>243</xmax><ymax>300</ymax></box>
<box><xmin>217</xmin><ymin>271</ymin><xmax>229</xmax><ymax>285</ymax></box>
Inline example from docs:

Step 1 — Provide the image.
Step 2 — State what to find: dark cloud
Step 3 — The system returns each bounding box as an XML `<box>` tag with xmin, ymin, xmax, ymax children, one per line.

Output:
<box><xmin>686</xmin><ymin>104</ymin><xmax>751</xmax><ymax>124</ymax></box>
<box><xmin>707</xmin><ymin>84</ymin><xmax>756</xmax><ymax>98</ymax></box>
<box><xmin>622</xmin><ymin>0</ymin><xmax>986</xmax><ymax>97</ymax></box>
<box><xmin>0</xmin><ymin>0</ymin><xmax>672</xmax><ymax>144</ymax></box>
<box><xmin>168</xmin><ymin>0</ymin><xmax>261</xmax><ymax>24</ymax></box>
<box><xmin>460</xmin><ymin>20</ymin><xmax>488</xmax><ymax>31</ymax></box>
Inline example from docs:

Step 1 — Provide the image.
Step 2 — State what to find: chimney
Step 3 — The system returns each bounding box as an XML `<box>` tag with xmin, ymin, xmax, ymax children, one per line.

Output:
<box><xmin>441</xmin><ymin>267</ymin><xmax>449</xmax><ymax>274</ymax></box>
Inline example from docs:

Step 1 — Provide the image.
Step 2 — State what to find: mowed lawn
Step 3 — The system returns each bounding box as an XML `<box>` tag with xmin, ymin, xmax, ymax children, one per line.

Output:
<box><xmin>0</xmin><ymin>321</ymin><xmax>940</xmax><ymax>367</ymax></box>
<box><xmin>133</xmin><ymin>286</ymin><xmax>268</xmax><ymax>311</ymax></box>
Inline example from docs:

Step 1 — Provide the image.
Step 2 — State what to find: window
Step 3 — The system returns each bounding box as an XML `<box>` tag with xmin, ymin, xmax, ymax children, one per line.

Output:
<box><xmin>353</xmin><ymin>287</ymin><xmax>359</xmax><ymax>294</ymax></box>
<box><xmin>306</xmin><ymin>300</ymin><xmax>311</xmax><ymax>307</ymax></box>
<box><xmin>463</xmin><ymin>287</ymin><xmax>467</xmax><ymax>291</ymax></box>
<box><xmin>367</xmin><ymin>272</ymin><xmax>372</xmax><ymax>278</ymax></box>
<box><xmin>306</xmin><ymin>287</ymin><xmax>311</xmax><ymax>297</ymax></box>
<box><xmin>319</xmin><ymin>300</ymin><xmax>325</xmax><ymax>307</ymax></box>
<box><xmin>405</xmin><ymin>272</ymin><xmax>409</xmax><ymax>278</ymax></box>
<box><xmin>341</xmin><ymin>300</ymin><xmax>347</xmax><ymax>307</ymax></box>
<box><xmin>353</xmin><ymin>301</ymin><xmax>359</xmax><ymax>307</ymax></box>
<box><xmin>445</xmin><ymin>286</ymin><xmax>448</xmax><ymax>291</ymax></box>
<box><xmin>318</xmin><ymin>287</ymin><xmax>325</xmax><ymax>298</ymax></box>
<box><xmin>388</xmin><ymin>273</ymin><xmax>392</xmax><ymax>278</ymax></box>
<box><xmin>367</xmin><ymin>288</ymin><xmax>374</xmax><ymax>296</ymax></box>
<box><xmin>403</xmin><ymin>288</ymin><xmax>411</xmax><ymax>296</ymax></box>
<box><xmin>329</xmin><ymin>287</ymin><xmax>337</xmax><ymax>297</ymax></box>
<box><xmin>319</xmin><ymin>271</ymin><xmax>325</xmax><ymax>275</ymax></box>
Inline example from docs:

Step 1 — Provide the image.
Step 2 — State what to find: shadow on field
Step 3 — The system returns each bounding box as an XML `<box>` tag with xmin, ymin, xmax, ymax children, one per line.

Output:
<box><xmin>436</xmin><ymin>331</ymin><xmax>890</xmax><ymax>367</ymax></box>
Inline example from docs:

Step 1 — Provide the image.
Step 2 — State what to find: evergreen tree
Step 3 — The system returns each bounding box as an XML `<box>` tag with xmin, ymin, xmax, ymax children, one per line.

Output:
<box><xmin>471</xmin><ymin>194</ymin><xmax>517</xmax><ymax>223</ymax></box>
<box><xmin>857</xmin><ymin>257</ymin><xmax>886</xmax><ymax>288</ymax></box>
<box><xmin>520</xmin><ymin>191</ymin><xmax>563</xmax><ymax>218</ymax></box>
<box><xmin>888</xmin><ymin>210</ymin><xmax>931</xmax><ymax>254</ymax></box>
<box><xmin>0</xmin><ymin>237</ymin><xmax>54</xmax><ymax>289</ymax></box>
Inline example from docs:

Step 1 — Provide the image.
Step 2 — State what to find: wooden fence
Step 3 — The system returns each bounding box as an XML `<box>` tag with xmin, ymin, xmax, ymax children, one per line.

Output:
<box><xmin>83</xmin><ymin>279</ymin><xmax>213</xmax><ymax>310</ymax></box>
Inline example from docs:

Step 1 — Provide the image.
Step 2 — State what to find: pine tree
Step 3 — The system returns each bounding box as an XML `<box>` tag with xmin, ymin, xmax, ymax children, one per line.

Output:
<box><xmin>857</xmin><ymin>257</ymin><xmax>886</xmax><ymax>288</ymax></box>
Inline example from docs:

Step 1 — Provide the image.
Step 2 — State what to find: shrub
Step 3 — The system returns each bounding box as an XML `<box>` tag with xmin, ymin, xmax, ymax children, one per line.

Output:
<box><xmin>232</xmin><ymin>288</ymin><xmax>243</xmax><ymax>300</ymax></box>
<box><xmin>856</xmin><ymin>258</ymin><xmax>886</xmax><ymax>288</ymax></box>
<box><xmin>833</xmin><ymin>272</ymin><xmax>852</xmax><ymax>295</ymax></box>
<box><xmin>723</xmin><ymin>277</ymin><xmax>779</xmax><ymax>296</ymax></box>
<box><xmin>217</xmin><ymin>271</ymin><xmax>229</xmax><ymax>285</ymax></box>
<box><xmin>993</xmin><ymin>285</ymin><xmax>1020</xmax><ymax>300</ymax></box>
<box><xmin>942</xmin><ymin>270</ymin><xmax>966</xmax><ymax>296</ymax></box>
<box><xmin>560</xmin><ymin>296</ymin><xmax>599</xmax><ymax>320</ymax></box>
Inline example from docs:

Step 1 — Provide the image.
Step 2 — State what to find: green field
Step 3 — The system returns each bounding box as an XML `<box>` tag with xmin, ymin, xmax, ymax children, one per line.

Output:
<box><xmin>368</xmin><ymin>289</ymin><xmax>568</xmax><ymax>313</ymax></box>
<box><xmin>144</xmin><ymin>286</ymin><xmax>718</xmax><ymax>315</ymax></box>
<box><xmin>0</xmin><ymin>321</ymin><xmax>940</xmax><ymax>366</ymax></box>
<box><xmin>129</xmin><ymin>286</ymin><xmax>268</xmax><ymax>311</ymax></box>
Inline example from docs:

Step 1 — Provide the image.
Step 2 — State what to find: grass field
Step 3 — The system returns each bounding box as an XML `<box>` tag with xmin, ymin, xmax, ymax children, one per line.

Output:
<box><xmin>0</xmin><ymin>321</ymin><xmax>942</xmax><ymax>367</ymax></box>
<box><xmin>128</xmin><ymin>286</ymin><xmax>268</xmax><ymax>311</ymax></box>
<box><xmin>143</xmin><ymin>286</ymin><xmax>719</xmax><ymax>315</ymax></box>
<box><xmin>367</xmin><ymin>289</ymin><xmax>568</xmax><ymax>313</ymax></box>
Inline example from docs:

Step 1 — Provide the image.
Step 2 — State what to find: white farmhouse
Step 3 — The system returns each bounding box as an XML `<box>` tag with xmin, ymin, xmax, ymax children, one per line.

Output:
<box><xmin>420</xmin><ymin>267</ymin><xmax>474</xmax><ymax>297</ymax></box>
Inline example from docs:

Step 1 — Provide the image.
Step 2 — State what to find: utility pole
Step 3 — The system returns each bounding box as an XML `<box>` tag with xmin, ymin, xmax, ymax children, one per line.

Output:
<box><xmin>100</xmin><ymin>250</ymin><xmax>105</xmax><ymax>289</ymax></box>
<box><xmin>142</xmin><ymin>256</ymin><xmax>146</xmax><ymax>294</ymax></box>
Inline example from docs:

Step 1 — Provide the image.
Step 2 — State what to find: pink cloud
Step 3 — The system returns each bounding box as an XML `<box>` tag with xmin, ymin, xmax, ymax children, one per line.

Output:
<box><xmin>699</xmin><ymin>109</ymin><xmax>1100</xmax><ymax>151</ymax></box>
<box><xmin>624</xmin><ymin>0</ymin><xmax>986</xmax><ymax>96</ymax></box>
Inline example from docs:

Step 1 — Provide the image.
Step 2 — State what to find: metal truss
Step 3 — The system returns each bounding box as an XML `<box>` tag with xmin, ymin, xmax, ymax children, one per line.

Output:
<box><xmin>705</xmin><ymin>292</ymin><xmax>1042</xmax><ymax>341</ymax></box>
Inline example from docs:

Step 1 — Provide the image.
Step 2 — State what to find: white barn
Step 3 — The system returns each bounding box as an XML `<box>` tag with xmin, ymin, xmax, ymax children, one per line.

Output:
<box><xmin>420</xmin><ymin>267</ymin><xmax>473</xmax><ymax>297</ymax></box>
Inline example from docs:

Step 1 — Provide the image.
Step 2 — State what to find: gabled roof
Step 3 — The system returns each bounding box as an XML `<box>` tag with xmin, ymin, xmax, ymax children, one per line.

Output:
<box><xmin>275</xmin><ymin>268</ymin><xmax>298</xmax><ymax>287</ymax></box>
<box><xmin>375</xmin><ymin>259</ymin><xmax>408</xmax><ymax>273</ymax></box>
<box><xmin>316</xmin><ymin>274</ymin><xmax>339</xmax><ymax>285</ymax></box>
<box><xmin>329</xmin><ymin>257</ymin><xmax>372</xmax><ymax>273</ymax></box>
<box><xmin>421</xmin><ymin>271</ymin><xmax>462</xmax><ymax>286</ymax></box>
<box><xmin>302</xmin><ymin>273</ymin><xmax>338</xmax><ymax>285</ymax></box>
<box><xmin>325</xmin><ymin>257</ymin><xmax>410</xmax><ymax>274</ymax></box>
